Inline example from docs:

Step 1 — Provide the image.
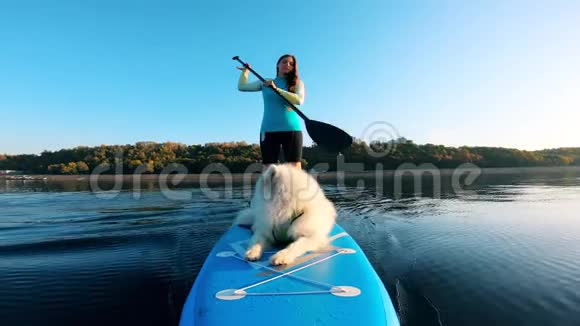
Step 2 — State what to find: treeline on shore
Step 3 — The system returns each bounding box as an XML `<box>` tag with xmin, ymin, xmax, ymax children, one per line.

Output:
<box><xmin>1</xmin><ymin>139</ymin><xmax>579</xmax><ymax>175</ymax></box>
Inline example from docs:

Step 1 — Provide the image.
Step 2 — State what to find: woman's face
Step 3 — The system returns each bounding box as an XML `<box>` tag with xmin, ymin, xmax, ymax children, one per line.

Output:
<box><xmin>277</xmin><ymin>56</ymin><xmax>295</xmax><ymax>75</ymax></box>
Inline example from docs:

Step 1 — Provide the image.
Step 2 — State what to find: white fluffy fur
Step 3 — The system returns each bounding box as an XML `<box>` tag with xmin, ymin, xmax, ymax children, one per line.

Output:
<box><xmin>233</xmin><ymin>164</ymin><xmax>336</xmax><ymax>265</ymax></box>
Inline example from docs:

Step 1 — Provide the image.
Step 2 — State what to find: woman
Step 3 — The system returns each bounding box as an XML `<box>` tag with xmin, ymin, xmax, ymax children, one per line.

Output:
<box><xmin>236</xmin><ymin>54</ymin><xmax>306</xmax><ymax>169</ymax></box>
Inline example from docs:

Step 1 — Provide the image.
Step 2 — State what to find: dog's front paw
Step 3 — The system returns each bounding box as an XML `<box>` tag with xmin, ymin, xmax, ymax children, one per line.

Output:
<box><xmin>270</xmin><ymin>249</ymin><xmax>296</xmax><ymax>265</ymax></box>
<box><xmin>245</xmin><ymin>244</ymin><xmax>263</xmax><ymax>261</ymax></box>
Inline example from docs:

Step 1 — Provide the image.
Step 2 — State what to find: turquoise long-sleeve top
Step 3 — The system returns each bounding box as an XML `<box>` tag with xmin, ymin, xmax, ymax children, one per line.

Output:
<box><xmin>237</xmin><ymin>71</ymin><xmax>306</xmax><ymax>133</ymax></box>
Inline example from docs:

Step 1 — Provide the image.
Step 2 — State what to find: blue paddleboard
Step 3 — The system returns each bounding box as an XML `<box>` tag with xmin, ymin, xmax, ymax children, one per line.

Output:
<box><xmin>179</xmin><ymin>224</ymin><xmax>400</xmax><ymax>325</ymax></box>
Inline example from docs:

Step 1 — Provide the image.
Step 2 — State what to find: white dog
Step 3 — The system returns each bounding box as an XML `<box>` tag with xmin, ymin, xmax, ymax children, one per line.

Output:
<box><xmin>233</xmin><ymin>164</ymin><xmax>336</xmax><ymax>265</ymax></box>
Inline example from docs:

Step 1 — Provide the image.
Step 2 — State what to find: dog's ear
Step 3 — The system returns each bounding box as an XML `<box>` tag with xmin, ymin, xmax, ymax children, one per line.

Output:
<box><xmin>266</xmin><ymin>164</ymin><xmax>277</xmax><ymax>177</ymax></box>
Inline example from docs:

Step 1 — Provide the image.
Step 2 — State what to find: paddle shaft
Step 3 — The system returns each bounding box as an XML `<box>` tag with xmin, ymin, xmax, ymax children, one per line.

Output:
<box><xmin>232</xmin><ymin>56</ymin><xmax>310</xmax><ymax>122</ymax></box>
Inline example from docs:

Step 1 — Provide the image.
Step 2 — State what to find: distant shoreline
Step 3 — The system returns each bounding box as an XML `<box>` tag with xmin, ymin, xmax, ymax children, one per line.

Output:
<box><xmin>2</xmin><ymin>166</ymin><xmax>580</xmax><ymax>182</ymax></box>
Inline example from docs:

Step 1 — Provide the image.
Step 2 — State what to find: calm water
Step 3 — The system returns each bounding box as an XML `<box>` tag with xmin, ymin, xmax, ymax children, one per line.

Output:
<box><xmin>1</xmin><ymin>168</ymin><xmax>580</xmax><ymax>326</ymax></box>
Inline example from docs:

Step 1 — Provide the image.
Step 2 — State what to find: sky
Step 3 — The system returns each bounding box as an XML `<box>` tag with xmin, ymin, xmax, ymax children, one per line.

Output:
<box><xmin>1</xmin><ymin>0</ymin><xmax>579</xmax><ymax>155</ymax></box>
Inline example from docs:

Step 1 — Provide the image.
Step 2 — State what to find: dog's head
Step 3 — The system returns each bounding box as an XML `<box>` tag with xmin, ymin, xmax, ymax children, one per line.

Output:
<box><xmin>254</xmin><ymin>164</ymin><xmax>296</xmax><ymax>205</ymax></box>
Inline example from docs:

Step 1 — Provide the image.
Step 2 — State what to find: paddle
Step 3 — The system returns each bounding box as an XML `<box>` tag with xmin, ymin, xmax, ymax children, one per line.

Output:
<box><xmin>233</xmin><ymin>56</ymin><xmax>353</xmax><ymax>153</ymax></box>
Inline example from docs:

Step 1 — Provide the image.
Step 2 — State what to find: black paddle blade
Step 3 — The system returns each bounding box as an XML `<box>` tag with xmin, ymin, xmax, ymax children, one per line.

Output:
<box><xmin>305</xmin><ymin>119</ymin><xmax>353</xmax><ymax>153</ymax></box>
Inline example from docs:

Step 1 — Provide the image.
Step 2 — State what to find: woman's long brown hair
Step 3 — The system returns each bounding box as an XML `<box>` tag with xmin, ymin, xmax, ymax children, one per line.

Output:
<box><xmin>276</xmin><ymin>54</ymin><xmax>299</xmax><ymax>93</ymax></box>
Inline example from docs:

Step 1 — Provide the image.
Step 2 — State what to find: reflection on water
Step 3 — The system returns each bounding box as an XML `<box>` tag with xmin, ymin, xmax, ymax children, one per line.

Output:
<box><xmin>1</xmin><ymin>168</ymin><xmax>580</xmax><ymax>326</ymax></box>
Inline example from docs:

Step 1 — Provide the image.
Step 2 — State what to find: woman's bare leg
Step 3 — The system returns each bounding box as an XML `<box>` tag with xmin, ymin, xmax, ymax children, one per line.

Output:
<box><xmin>288</xmin><ymin>161</ymin><xmax>301</xmax><ymax>169</ymax></box>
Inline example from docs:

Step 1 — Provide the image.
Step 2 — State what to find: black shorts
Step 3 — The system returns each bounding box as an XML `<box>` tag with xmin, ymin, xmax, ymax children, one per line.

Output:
<box><xmin>260</xmin><ymin>131</ymin><xmax>303</xmax><ymax>164</ymax></box>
